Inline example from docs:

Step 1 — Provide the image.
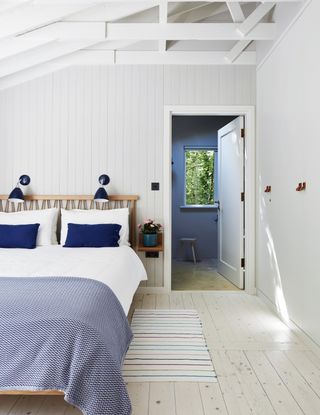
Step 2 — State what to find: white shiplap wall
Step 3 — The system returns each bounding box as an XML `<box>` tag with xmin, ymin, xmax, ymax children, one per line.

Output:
<box><xmin>0</xmin><ymin>65</ymin><xmax>256</xmax><ymax>288</ymax></box>
<box><xmin>256</xmin><ymin>1</ymin><xmax>320</xmax><ymax>344</ymax></box>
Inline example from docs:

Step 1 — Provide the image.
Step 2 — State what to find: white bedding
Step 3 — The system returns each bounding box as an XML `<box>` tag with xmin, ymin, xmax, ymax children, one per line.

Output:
<box><xmin>0</xmin><ymin>246</ymin><xmax>147</xmax><ymax>315</ymax></box>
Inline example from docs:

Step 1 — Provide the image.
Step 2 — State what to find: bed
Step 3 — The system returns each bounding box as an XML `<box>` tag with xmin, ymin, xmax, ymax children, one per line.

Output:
<box><xmin>0</xmin><ymin>195</ymin><xmax>147</xmax><ymax>415</ymax></box>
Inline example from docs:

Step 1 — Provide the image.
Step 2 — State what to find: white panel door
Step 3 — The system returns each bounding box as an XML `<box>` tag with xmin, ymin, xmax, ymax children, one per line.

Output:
<box><xmin>217</xmin><ymin>117</ymin><xmax>244</xmax><ymax>289</ymax></box>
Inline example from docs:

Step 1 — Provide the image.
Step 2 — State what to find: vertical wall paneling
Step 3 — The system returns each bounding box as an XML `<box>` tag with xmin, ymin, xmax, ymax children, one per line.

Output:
<box><xmin>256</xmin><ymin>1</ymin><xmax>320</xmax><ymax>344</ymax></box>
<box><xmin>0</xmin><ymin>64</ymin><xmax>255</xmax><ymax>288</ymax></box>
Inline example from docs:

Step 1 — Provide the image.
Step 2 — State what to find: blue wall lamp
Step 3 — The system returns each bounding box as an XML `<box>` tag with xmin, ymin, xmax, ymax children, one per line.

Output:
<box><xmin>8</xmin><ymin>175</ymin><xmax>31</xmax><ymax>204</ymax></box>
<box><xmin>94</xmin><ymin>174</ymin><xmax>110</xmax><ymax>203</ymax></box>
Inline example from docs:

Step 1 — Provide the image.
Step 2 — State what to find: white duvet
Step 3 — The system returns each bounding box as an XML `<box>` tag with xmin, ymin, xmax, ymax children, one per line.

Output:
<box><xmin>0</xmin><ymin>246</ymin><xmax>147</xmax><ymax>315</ymax></box>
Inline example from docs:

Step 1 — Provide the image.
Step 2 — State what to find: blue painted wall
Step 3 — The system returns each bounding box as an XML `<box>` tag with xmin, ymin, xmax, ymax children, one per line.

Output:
<box><xmin>172</xmin><ymin>115</ymin><xmax>236</xmax><ymax>260</ymax></box>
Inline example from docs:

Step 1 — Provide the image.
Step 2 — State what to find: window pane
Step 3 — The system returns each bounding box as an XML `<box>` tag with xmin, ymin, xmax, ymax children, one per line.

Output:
<box><xmin>185</xmin><ymin>149</ymin><xmax>214</xmax><ymax>205</ymax></box>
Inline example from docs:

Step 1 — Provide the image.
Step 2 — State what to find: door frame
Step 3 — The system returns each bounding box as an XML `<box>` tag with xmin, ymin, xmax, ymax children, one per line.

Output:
<box><xmin>163</xmin><ymin>105</ymin><xmax>256</xmax><ymax>294</ymax></box>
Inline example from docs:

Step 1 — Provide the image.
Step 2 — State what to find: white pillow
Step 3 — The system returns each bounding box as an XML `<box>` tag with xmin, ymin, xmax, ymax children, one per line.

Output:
<box><xmin>0</xmin><ymin>208</ymin><xmax>59</xmax><ymax>246</ymax></box>
<box><xmin>60</xmin><ymin>208</ymin><xmax>130</xmax><ymax>246</ymax></box>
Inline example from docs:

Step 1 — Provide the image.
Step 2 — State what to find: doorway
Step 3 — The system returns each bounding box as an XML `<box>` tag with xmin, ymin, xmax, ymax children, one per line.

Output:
<box><xmin>163</xmin><ymin>106</ymin><xmax>255</xmax><ymax>294</ymax></box>
<box><xmin>171</xmin><ymin>115</ymin><xmax>239</xmax><ymax>291</ymax></box>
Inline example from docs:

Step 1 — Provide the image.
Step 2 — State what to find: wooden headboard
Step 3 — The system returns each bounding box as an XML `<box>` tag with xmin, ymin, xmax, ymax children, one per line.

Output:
<box><xmin>0</xmin><ymin>195</ymin><xmax>139</xmax><ymax>247</ymax></box>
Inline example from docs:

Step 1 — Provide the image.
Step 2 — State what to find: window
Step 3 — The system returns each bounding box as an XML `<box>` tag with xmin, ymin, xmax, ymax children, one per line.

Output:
<box><xmin>184</xmin><ymin>147</ymin><xmax>215</xmax><ymax>206</ymax></box>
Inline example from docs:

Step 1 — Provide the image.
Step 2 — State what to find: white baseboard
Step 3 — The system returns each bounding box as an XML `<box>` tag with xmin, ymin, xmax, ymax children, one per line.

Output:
<box><xmin>257</xmin><ymin>288</ymin><xmax>320</xmax><ymax>358</ymax></box>
<box><xmin>137</xmin><ymin>286</ymin><xmax>169</xmax><ymax>294</ymax></box>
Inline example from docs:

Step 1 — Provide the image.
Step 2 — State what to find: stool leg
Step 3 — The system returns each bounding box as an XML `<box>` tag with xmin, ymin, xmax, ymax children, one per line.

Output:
<box><xmin>191</xmin><ymin>243</ymin><xmax>196</xmax><ymax>265</ymax></box>
<box><xmin>194</xmin><ymin>243</ymin><xmax>200</xmax><ymax>263</ymax></box>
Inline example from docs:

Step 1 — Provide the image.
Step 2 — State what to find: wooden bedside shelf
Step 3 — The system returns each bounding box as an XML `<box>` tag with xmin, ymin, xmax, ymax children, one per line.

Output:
<box><xmin>137</xmin><ymin>233</ymin><xmax>163</xmax><ymax>252</ymax></box>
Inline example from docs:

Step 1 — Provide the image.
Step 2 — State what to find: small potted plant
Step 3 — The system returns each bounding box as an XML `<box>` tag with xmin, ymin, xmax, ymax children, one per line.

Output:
<box><xmin>138</xmin><ymin>219</ymin><xmax>162</xmax><ymax>247</ymax></box>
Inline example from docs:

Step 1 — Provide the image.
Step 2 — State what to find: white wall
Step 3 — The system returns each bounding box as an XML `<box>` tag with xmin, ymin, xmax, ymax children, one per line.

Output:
<box><xmin>0</xmin><ymin>64</ymin><xmax>255</xmax><ymax>288</ymax></box>
<box><xmin>256</xmin><ymin>0</ymin><xmax>320</xmax><ymax>344</ymax></box>
<box><xmin>256</xmin><ymin>0</ymin><xmax>308</xmax><ymax>65</ymax></box>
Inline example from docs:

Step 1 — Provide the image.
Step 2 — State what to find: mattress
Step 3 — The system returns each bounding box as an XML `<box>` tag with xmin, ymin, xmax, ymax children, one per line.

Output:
<box><xmin>0</xmin><ymin>245</ymin><xmax>147</xmax><ymax>315</ymax></box>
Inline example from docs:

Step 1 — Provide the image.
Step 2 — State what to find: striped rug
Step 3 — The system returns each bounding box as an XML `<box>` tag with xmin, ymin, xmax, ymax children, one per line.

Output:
<box><xmin>123</xmin><ymin>309</ymin><xmax>217</xmax><ymax>382</ymax></box>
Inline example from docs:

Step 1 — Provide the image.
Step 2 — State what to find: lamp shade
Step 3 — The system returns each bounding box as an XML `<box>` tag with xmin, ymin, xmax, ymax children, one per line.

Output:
<box><xmin>94</xmin><ymin>187</ymin><xmax>109</xmax><ymax>203</ymax></box>
<box><xmin>19</xmin><ymin>175</ymin><xmax>31</xmax><ymax>186</ymax></box>
<box><xmin>98</xmin><ymin>174</ymin><xmax>110</xmax><ymax>186</ymax></box>
<box><xmin>8</xmin><ymin>187</ymin><xmax>24</xmax><ymax>204</ymax></box>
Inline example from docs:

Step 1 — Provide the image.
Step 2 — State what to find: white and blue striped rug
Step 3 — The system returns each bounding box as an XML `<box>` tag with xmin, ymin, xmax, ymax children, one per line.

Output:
<box><xmin>123</xmin><ymin>309</ymin><xmax>217</xmax><ymax>382</ymax></box>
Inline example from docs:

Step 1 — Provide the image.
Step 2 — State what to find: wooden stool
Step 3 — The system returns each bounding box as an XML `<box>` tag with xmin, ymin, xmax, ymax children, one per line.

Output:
<box><xmin>179</xmin><ymin>238</ymin><xmax>200</xmax><ymax>264</ymax></box>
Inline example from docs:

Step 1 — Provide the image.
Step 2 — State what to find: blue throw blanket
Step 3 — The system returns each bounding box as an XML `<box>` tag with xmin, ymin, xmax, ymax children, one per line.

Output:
<box><xmin>0</xmin><ymin>277</ymin><xmax>133</xmax><ymax>415</ymax></box>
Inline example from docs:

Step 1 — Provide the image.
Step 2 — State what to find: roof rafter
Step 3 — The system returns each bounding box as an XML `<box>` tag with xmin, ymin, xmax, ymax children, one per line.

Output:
<box><xmin>225</xmin><ymin>2</ymin><xmax>247</xmax><ymax>63</ymax></box>
<box><xmin>226</xmin><ymin>2</ymin><xmax>245</xmax><ymax>22</ymax></box>
<box><xmin>237</xmin><ymin>3</ymin><xmax>276</xmax><ymax>36</ymax></box>
<box><xmin>0</xmin><ymin>0</ymin><xmax>304</xmax><ymax>84</ymax></box>
<box><xmin>0</xmin><ymin>2</ymin><xmax>99</xmax><ymax>40</ymax></box>
<box><xmin>225</xmin><ymin>2</ymin><xmax>276</xmax><ymax>63</ymax></box>
<box><xmin>64</xmin><ymin>2</ymin><xmax>159</xmax><ymax>22</ymax></box>
<box><xmin>0</xmin><ymin>40</ymin><xmax>101</xmax><ymax>78</ymax></box>
<box><xmin>23</xmin><ymin>22</ymin><xmax>106</xmax><ymax>41</ymax></box>
<box><xmin>225</xmin><ymin>39</ymin><xmax>251</xmax><ymax>63</ymax></box>
<box><xmin>0</xmin><ymin>38</ymin><xmax>55</xmax><ymax>61</ymax></box>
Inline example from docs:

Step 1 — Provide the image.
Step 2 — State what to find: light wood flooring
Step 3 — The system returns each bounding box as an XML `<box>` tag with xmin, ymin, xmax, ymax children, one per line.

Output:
<box><xmin>172</xmin><ymin>259</ymin><xmax>239</xmax><ymax>291</ymax></box>
<box><xmin>1</xmin><ymin>292</ymin><xmax>320</xmax><ymax>415</ymax></box>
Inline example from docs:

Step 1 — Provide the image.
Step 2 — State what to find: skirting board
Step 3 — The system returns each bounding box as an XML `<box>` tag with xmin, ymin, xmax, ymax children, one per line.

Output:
<box><xmin>137</xmin><ymin>287</ymin><xmax>256</xmax><ymax>295</ymax></box>
<box><xmin>137</xmin><ymin>287</ymin><xmax>168</xmax><ymax>294</ymax></box>
<box><xmin>257</xmin><ymin>289</ymin><xmax>320</xmax><ymax>358</ymax></box>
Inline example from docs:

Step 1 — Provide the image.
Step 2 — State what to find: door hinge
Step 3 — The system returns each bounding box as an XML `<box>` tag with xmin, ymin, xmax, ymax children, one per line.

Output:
<box><xmin>241</xmin><ymin>258</ymin><xmax>245</xmax><ymax>268</ymax></box>
<box><xmin>241</xmin><ymin>128</ymin><xmax>245</xmax><ymax>138</ymax></box>
<box><xmin>241</xmin><ymin>192</ymin><xmax>245</xmax><ymax>202</ymax></box>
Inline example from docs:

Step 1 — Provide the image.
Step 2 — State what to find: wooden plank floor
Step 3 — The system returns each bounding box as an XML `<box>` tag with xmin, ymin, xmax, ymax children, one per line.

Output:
<box><xmin>1</xmin><ymin>292</ymin><xmax>320</xmax><ymax>415</ymax></box>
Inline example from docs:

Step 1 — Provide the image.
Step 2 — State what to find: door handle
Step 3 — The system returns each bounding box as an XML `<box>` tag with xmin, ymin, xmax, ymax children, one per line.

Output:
<box><xmin>216</xmin><ymin>200</ymin><xmax>220</xmax><ymax>211</ymax></box>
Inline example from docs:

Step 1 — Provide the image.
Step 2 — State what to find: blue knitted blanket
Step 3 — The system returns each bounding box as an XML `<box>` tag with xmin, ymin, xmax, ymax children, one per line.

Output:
<box><xmin>0</xmin><ymin>277</ymin><xmax>133</xmax><ymax>415</ymax></box>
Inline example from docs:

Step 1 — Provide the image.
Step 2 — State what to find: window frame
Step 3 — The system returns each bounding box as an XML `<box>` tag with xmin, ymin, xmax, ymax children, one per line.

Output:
<box><xmin>182</xmin><ymin>145</ymin><xmax>218</xmax><ymax>209</ymax></box>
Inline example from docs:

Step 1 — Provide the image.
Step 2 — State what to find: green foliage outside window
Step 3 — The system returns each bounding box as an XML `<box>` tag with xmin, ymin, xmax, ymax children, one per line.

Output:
<box><xmin>185</xmin><ymin>149</ymin><xmax>214</xmax><ymax>206</ymax></box>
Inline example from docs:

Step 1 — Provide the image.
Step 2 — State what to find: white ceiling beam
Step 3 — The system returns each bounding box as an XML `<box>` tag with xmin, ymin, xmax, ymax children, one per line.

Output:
<box><xmin>0</xmin><ymin>47</ymin><xmax>256</xmax><ymax>91</ymax></box>
<box><xmin>237</xmin><ymin>3</ymin><xmax>276</xmax><ymax>36</ymax></box>
<box><xmin>226</xmin><ymin>2</ymin><xmax>245</xmax><ymax>23</ymax></box>
<box><xmin>115</xmin><ymin>50</ymin><xmax>255</xmax><ymax>64</ymax></box>
<box><xmin>106</xmin><ymin>23</ymin><xmax>275</xmax><ymax>41</ymax></box>
<box><xmin>85</xmin><ymin>40</ymin><xmax>140</xmax><ymax>50</ymax></box>
<box><xmin>21</xmin><ymin>22</ymin><xmax>276</xmax><ymax>41</ymax></box>
<box><xmin>0</xmin><ymin>51</ymin><xmax>114</xmax><ymax>90</ymax></box>
<box><xmin>0</xmin><ymin>3</ymin><xmax>98</xmax><ymax>40</ymax></box>
<box><xmin>158</xmin><ymin>2</ymin><xmax>167</xmax><ymax>52</ymax></box>
<box><xmin>225</xmin><ymin>39</ymin><xmax>251</xmax><ymax>63</ymax></box>
<box><xmin>0</xmin><ymin>40</ymin><xmax>100</xmax><ymax>78</ymax></box>
<box><xmin>0</xmin><ymin>38</ymin><xmax>54</xmax><ymax>61</ymax></box>
<box><xmin>0</xmin><ymin>50</ymin><xmax>114</xmax><ymax>91</ymax></box>
<box><xmin>5</xmin><ymin>49</ymin><xmax>255</xmax><ymax>67</ymax></box>
<box><xmin>225</xmin><ymin>2</ymin><xmax>247</xmax><ymax>63</ymax></box>
<box><xmin>167</xmin><ymin>3</ymin><xmax>227</xmax><ymax>51</ymax></box>
<box><xmin>64</xmin><ymin>2</ymin><xmax>159</xmax><ymax>22</ymax></box>
<box><xmin>22</xmin><ymin>22</ymin><xmax>106</xmax><ymax>41</ymax></box>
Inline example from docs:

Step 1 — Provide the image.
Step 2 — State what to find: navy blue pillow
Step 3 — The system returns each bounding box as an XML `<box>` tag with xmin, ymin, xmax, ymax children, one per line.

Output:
<box><xmin>64</xmin><ymin>223</ymin><xmax>122</xmax><ymax>248</ymax></box>
<box><xmin>0</xmin><ymin>223</ymin><xmax>40</xmax><ymax>249</ymax></box>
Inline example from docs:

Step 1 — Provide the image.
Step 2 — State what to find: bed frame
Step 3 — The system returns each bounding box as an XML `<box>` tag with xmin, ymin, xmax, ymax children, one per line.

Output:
<box><xmin>0</xmin><ymin>194</ymin><xmax>138</xmax><ymax>396</ymax></box>
<box><xmin>0</xmin><ymin>194</ymin><xmax>138</xmax><ymax>247</ymax></box>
